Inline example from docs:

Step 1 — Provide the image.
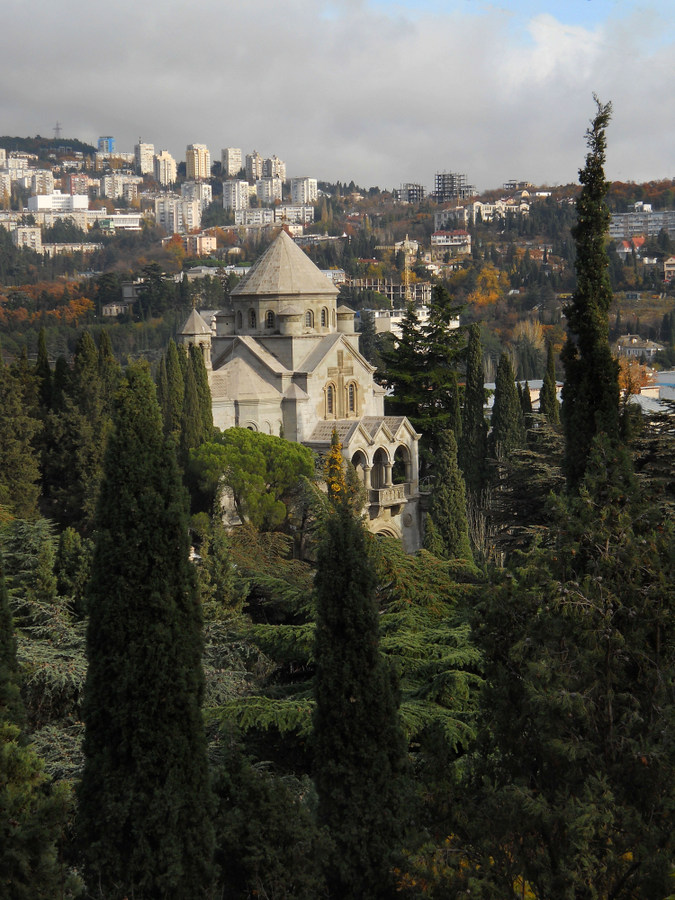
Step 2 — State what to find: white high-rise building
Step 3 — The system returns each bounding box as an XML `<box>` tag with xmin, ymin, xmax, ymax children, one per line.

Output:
<box><xmin>221</xmin><ymin>147</ymin><xmax>242</xmax><ymax>177</ymax></box>
<box><xmin>100</xmin><ymin>173</ymin><xmax>143</xmax><ymax>199</ymax></box>
<box><xmin>30</xmin><ymin>170</ymin><xmax>55</xmax><ymax>195</ymax></box>
<box><xmin>245</xmin><ymin>151</ymin><xmax>263</xmax><ymax>183</ymax></box>
<box><xmin>290</xmin><ymin>177</ymin><xmax>318</xmax><ymax>204</ymax></box>
<box><xmin>256</xmin><ymin>177</ymin><xmax>283</xmax><ymax>205</ymax></box>
<box><xmin>186</xmin><ymin>144</ymin><xmax>211</xmax><ymax>181</ymax></box>
<box><xmin>134</xmin><ymin>141</ymin><xmax>155</xmax><ymax>175</ymax></box>
<box><xmin>223</xmin><ymin>180</ymin><xmax>250</xmax><ymax>211</ymax></box>
<box><xmin>155</xmin><ymin>196</ymin><xmax>201</xmax><ymax>234</ymax></box>
<box><xmin>181</xmin><ymin>180</ymin><xmax>212</xmax><ymax>210</ymax></box>
<box><xmin>263</xmin><ymin>155</ymin><xmax>286</xmax><ymax>181</ymax></box>
<box><xmin>154</xmin><ymin>150</ymin><xmax>177</xmax><ymax>186</ymax></box>
<box><xmin>27</xmin><ymin>191</ymin><xmax>89</xmax><ymax>213</ymax></box>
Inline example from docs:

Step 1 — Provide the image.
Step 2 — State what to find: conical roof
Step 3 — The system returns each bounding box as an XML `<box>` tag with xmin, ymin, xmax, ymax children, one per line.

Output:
<box><xmin>231</xmin><ymin>229</ymin><xmax>338</xmax><ymax>298</ymax></box>
<box><xmin>180</xmin><ymin>308</ymin><xmax>211</xmax><ymax>336</ymax></box>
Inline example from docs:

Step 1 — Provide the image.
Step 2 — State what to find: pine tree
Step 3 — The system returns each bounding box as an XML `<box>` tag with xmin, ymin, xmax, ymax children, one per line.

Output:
<box><xmin>561</xmin><ymin>97</ymin><xmax>620</xmax><ymax>488</ymax></box>
<box><xmin>34</xmin><ymin>327</ymin><xmax>52</xmax><ymax>412</ymax></box>
<box><xmin>78</xmin><ymin>363</ymin><xmax>214</xmax><ymax>899</ymax></box>
<box><xmin>459</xmin><ymin>323</ymin><xmax>487</xmax><ymax>498</ymax></box>
<box><xmin>0</xmin><ymin>361</ymin><xmax>41</xmax><ymax>519</ymax></box>
<box><xmin>423</xmin><ymin>429</ymin><xmax>472</xmax><ymax>561</ymax></box>
<box><xmin>539</xmin><ymin>341</ymin><xmax>560</xmax><ymax>425</ymax></box>
<box><xmin>313</xmin><ymin>448</ymin><xmax>409</xmax><ymax>898</ymax></box>
<box><xmin>488</xmin><ymin>353</ymin><xmax>525</xmax><ymax>459</ymax></box>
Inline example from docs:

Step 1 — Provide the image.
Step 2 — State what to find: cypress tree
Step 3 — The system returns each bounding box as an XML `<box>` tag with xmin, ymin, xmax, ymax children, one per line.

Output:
<box><xmin>459</xmin><ymin>323</ymin><xmax>487</xmax><ymax>498</ymax></box>
<box><xmin>539</xmin><ymin>341</ymin><xmax>560</xmax><ymax>424</ymax></box>
<box><xmin>423</xmin><ymin>428</ymin><xmax>472</xmax><ymax>561</ymax></box>
<box><xmin>561</xmin><ymin>97</ymin><xmax>620</xmax><ymax>487</ymax></box>
<box><xmin>313</xmin><ymin>439</ymin><xmax>409</xmax><ymax>898</ymax></box>
<box><xmin>165</xmin><ymin>339</ymin><xmax>184</xmax><ymax>438</ymax></box>
<box><xmin>179</xmin><ymin>357</ymin><xmax>202</xmax><ymax>467</ymax></box>
<box><xmin>520</xmin><ymin>379</ymin><xmax>533</xmax><ymax>417</ymax></box>
<box><xmin>488</xmin><ymin>353</ymin><xmax>525</xmax><ymax>459</ymax></box>
<box><xmin>189</xmin><ymin>343</ymin><xmax>213</xmax><ymax>444</ymax></box>
<box><xmin>78</xmin><ymin>363</ymin><xmax>214</xmax><ymax>899</ymax></box>
<box><xmin>34</xmin><ymin>327</ymin><xmax>52</xmax><ymax>412</ymax></box>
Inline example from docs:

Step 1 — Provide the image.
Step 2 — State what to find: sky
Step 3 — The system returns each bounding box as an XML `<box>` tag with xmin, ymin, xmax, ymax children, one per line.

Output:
<box><xmin>1</xmin><ymin>0</ymin><xmax>673</xmax><ymax>192</ymax></box>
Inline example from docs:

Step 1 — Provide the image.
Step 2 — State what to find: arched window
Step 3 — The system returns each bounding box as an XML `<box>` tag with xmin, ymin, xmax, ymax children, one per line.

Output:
<box><xmin>305</xmin><ymin>309</ymin><xmax>314</xmax><ymax>328</ymax></box>
<box><xmin>265</xmin><ymin>310</ymin><xmax>275</xmax><ymax>329</ymax></box>
<box><xmin>326</xmin><ymin>383</ymin><xmax>335</xmax><ymax>416</ymax></box>
<box><xmin>321</xmin><ymin>307</ymin><xmax>328</xmax><ymax>327</ymax></box>
<box><xmin>249</xmin><ymin>309</ymin><xmax>257</xmax><ymax>329</ymax></box>
<box><xmin>348</xmin><ymin>382</ymin><xmax>356</xmax><ymax>414</ymax></box>
<box><xmin>236</xmin><ymin>310</ymin><xmax>243</xmax><ymax>329</ymax></box>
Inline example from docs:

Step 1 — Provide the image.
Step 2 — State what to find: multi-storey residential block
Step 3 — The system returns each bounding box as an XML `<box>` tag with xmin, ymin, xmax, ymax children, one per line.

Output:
<box><xmin>134</xmin><ymin>141</ymin><xmax>155</xmax><ymax>175</ymax></box>
<box><xmin>122</xmin><ymin>183</ymin><xmax>138</xmax><ymax>203</ymax></box>
<box><xmin>65</xmin><ymin>173</ymin><xmax>89</xmax><ymax>195</ymax></box>
<box><xmin>221</xmin><ymin>148</ymin><xmax>242</xmax><ymax>177</ymax></box>
<box><xmin>223</xmin><ymin>180</ymin><xmax>250</xmax><ymax>211</ymax></box>
<box><xmin>31</xmin><ymin>170</ymin><xmax>56</xmax><ymax>195</ymax></box>
<box><xmin>245</xmin><ymin>151</ymin><xmax>263</xmax><ymax>183</ymax></box>
<box><xmin>609</xmin><ymin>205</ymin><xmax>675</xmax><ymax>239</ymax></box>
<box><xmin>28</xmin><ymin>191</ymin><xmax>89</xmax><ymax>213</ymax></box>
<box><xmin>275</xmin><ymin>205</ymin><xmax>315</xmax><ymax>225</ymax></box>
<box><xmin>182</xmin><ymin>233</ymin><xmax>217</xmax><ymax>256</ymax></box>
<box><xmin>98</xmin><ymin>136</ymin><xmax>115</xmax><ymax>154</ymax></box>
<box><xmin>182</xmin><ymin>180</ymin><xmax>212</xmax><ymax>209</ymax></box>
<box><xmin>235</xmin><ymin>208</ymin><xmax>274</xmax><ymax>226</ymax></box>
<box><xmin>290</xmin><ymin>177</ymin><xmax>318</xmax><ymax>204</ymax></box>
<box><xmin>154</xmin><ymin>150</ymin><xmax>177</xmax><ymax>186</ymax></box>
<box><xmin>394</xmin><ymin>183</ymin><xmax>426</xmax><ymax>203</ymax></box>
<box><xmin>155</xmin><ymin>196</ymin><xmax>201</xmax><ymax>234</ymax></box>
<box><xmin>12</xmin><ymin>225</ymin><xmax>43</xmax><ymax>253</ymax></box>
<box><xmin>0</xmin><ymin>173</ymin><xmax>10</xmax><ymax>205</ymax></box>
<box><xmin>256</xmin><ymin>177</ymin><xmax>283</xmax><ymax>204</ymax></box>
<box><xmin>100</xmin><ymin>173</ymin><xmax>143</xmax><ymax>199</ymax></box>
<box><xmin>434</xmin><ymin>172</ymin><xmax>476</xmax><ymax>202</ymax></box>
<box><xmin>186</xmin><ymin>144</ymin><xmax>211</xmax><ymax>181</ymax></box>
<box><xmin>6</xmin><ymin>156</ymin><xmax>28</xmax><ymax>179</ymax></box>
<box><xmin>0</xmin><ymin>148</ymin><xmax>6</xmax><ymax>168</ymax></box>
<box><xmin>263</xmin><ymin>155</ymin><xmax>286</xmax><ymax>181</ymax></box>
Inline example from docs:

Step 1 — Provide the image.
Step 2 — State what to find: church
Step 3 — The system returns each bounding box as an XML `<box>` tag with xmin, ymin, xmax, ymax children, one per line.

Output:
<box><xmin>180</xmin><ymin>228</ymin><xmax>422</xmax><ymax>551</ymax></box>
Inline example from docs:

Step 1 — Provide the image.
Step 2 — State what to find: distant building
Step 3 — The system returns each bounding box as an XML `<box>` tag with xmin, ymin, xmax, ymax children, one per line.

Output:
<box><xmin>290</xmin><ymin>176</ymin><xmax>318</xmax><ymax>204</ymax></box>
<box><xmin>434</xmin><ymin>172</ymin><xmax>476</xmax><ymax>203</ymax></box>
<box><xmin>614</xmin><ymin>333</ymin><xmax>664</xmax><ymax>360</ymax></box>
<box><xmin>134</xmin><ymin>141</ymin><xmax>155</xmax><ymax>175</ymax></box>
<box><xmin>663</xmin><ymin>256</ymin><xmax>675</xmax><ymax>282</ymax></box>
<box><xmin>154</xmin><ymin>150</ymin><xmax>177</xmax><ymax>186</ymax></box>
<box><xmin>28</xmin><ymin>191</ymin><xmax>89</xmax><ymax>213</ymax></box>
<box><xmin>31</xmin><ymin>170</ymin><xmax>56</xmax><ymax>195</ymax></box>
<box><xmin>610</xmin><ymin>208</ymin><xmax>675</xmax><ymax>240</ymax></box>
<box><xmin>12</xmin><ymin>225</ymin><xmax>42</xmax><ymax>253</ymax></box>
<box><xmin>65</xmin><ymin>173</ymin><xmax>89</xmax><ymax>195</ymax></box>
<box><xmin>434</xmin><ymin>206</ymin><xmax>469</xmax><ymax>229</ymax></box>
<box><xmin>235</xmin><ymin>208</ymin><xmax>274</xmax><ymax>226</ymax></box>
<box><xmin>186</xmin><ymin>144</ymin><xmax>211</xmax><ymax>181</ymax></box>
<box><xmin>100</xmin><ymin>173</ymin><xmax>143</xmax><ymax>199</ymax></box>
<box><xmin>183</xmin><ymin>233</ymin><xmax>218</xmax><ymax>256</ymax></box>
<box><xmin>223</xmin><ymin>180</ymin><xmax>250</xmax><ymax>211</ymax></box>
<box><xmin>221</xmin><ymin>148</ymin><xmax>242</xmax><ymax>177</ymax></box>
<box><xmin>182</xmin><ymin>180</ymin><xmax>213</xmax><ymax>210</ymax></box>
<box><xmin>394</xmin><ymin>183</ymin><xmax>426</xmax><ymax>203</ymax></box>
<box><xmin>98</xmin><ymin>136</ymin><xmax>115</xmax><ymax>154</ymax></box>
<box><xmin>263</xmin><ymin>155</ymin><xmax>286</xmax><ymax>181</ymax></box>
<box><xmin>256</xmin><ymin>176</ymin><xmax>283</xmax><ymax>204</ymax></box>
<box><xmin>430</xmin><ymin>230</ymin><xmax>471</xmax><ymax>255</ymax></box>
<box><xmin>155</xmin><ymin>196</ymin><xmax>201</xmax><ymax>234</ymax></box>
<box><xmin>503</xmin><ymin>180</ymin><xmax>532</xmax><ymax>191</ymax></box>
<box><xmin>245</xmin><ymin>151</ymin><xmax>264</xmax><ymax>183</ymax></box>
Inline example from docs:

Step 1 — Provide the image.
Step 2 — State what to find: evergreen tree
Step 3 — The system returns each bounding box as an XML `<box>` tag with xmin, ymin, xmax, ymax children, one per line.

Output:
<box><xmin>0</xmin><ymin>361</ymin><xmax>41</xmax><ymax>519</ymax></box>
<box><xmin>520</xmin><ymin>380</ymin><xmax>533</xmax><ymax>417</ymax></box>
<box><xmin>423</xmin><ymin>429</ymin><xmax>472</xmax><ymax>561</ymax></box>
<box><xmin>313</xmin><ymin>442</ymin><xmax>409</xmax><ymax>898</ymax></box>
<box><xmin>358</xmin><ymin>308</ymin><xmax>378</xmax><ymax>365</ymax></box>
<box><xmin>539</xmin><ymin>341</ymin><xmax>560</xmax><ymax>424</ymax></box>
<box><xmin>78</xmin><ymin>363</ymin><xmax>214</xmax><ymax>899</ymax></box>
<box><xmin>34</xmin><ymin>327</ymin><xmax>52</xmax><ymax>412</ymax></box>
<box><xmin>488</xmin><ymin>353</ymin><xmax>525</xmax><ymax>459</ymax></box>
<box><xmin>189</xmin><ymin>344</ymin><xmax>213</xmax><ymax>444</ymax></box>
<box><xmin>179</xmin><ymin>357</ymin><xmax>202</xmax><ymax>468</ymax></box>
<box><xmin>561</xmin><ymin>97</ymin><xmax>620</xmax><ymax>488</ymax></box>
<box><xmin>164</xmin><ymin>339</ymin><xmax>184</xmax><ymax>438</ymax></box>
<box><xmin>459</xmin><ymin>323</ymin><xmax>487</xmax><ymax>498</ymax></box>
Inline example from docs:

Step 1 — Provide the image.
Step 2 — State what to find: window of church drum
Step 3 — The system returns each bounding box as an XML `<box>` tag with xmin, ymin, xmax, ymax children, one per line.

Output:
<box><xmin>326</xmin><ymin>383</ymin><xmax>335</xmax><ymax>416</ymax></box>
<box><xmin>249</xmin><ymin>309</ymin><xmax>257</xmax><ymax>328</ymax></box>
<box><xmin>265</xmin><ymin>310</ymin><xmax>275</xmax><ymax>329</ymax></box>
<box><xmin>348</xmin><ymin>382</ymin><xmax>356</xmax><ymax>414</ymax></box>
<box><xmin>305</xmin><ymin>310</ymin><xmax>314</xmax><ymax>328</ymax></box>
<box><xmin>321</xmin><ymin>307</ymin><xmax>328</xmax><ymax>328</ymax></box>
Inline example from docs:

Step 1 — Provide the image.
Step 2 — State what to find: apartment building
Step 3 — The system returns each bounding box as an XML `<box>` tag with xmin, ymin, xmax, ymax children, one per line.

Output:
<box><xmin>223</xmin><ymin>179</ymin><xmax>250</xmax><ymax>211</ymax></box>
<box><xmin>234</xmin><ymin>208</ymin><xmax>274</xmax><ymax>226</ymax></box>
<box><xmin>430</xmin><ymin>230</ymin><xmax>471</xmax><ymax>255</ymax></box>
<box><xmin>134</xmin><ymin>141</ymin><xmax>155</xmax><ymax>175</ymax></box>
<box><xmin>65</xmin><ymin>173</ymin><xmax>89</xmax><ymax>195</ymax></box>
<box><xmin>290</xmin><ymin>176</ymin><xmax>318</xmax><ymax>204</ymax></box>
<box><xmin>186</xmin><ymin>144</ymin><xmax>211</xmax><ymax>181</ymax></box>
<box><xmin>275</xmin><ymin>205</ymin><xmax>315</xmax><ymax>225</ymax></box>
<box><xmin>434</xmin><ymin>172</ymin><xmax>476</xmax><ymax>202</ymax></box>
<box><xmin>100</xmin><ymin>173</ymin><xmax>143</xmax><ymax>199</ymax></box>
<box><xmin>182</xmin><ymin>180</ymin><xmax>212</xmax><ymax>209</ymax></box>
<box><xmin>28</xmin><ymin>191</ymin><xmax>89</xmax><ymax>213</ymax></box>
<box><xmin>256</xmin><ymin>176</ymin><xmax>283</xmax><ymax>204</ymax></box>
<box><xmin>263</xmin><ymin>155</ymin><xmax>286</xmax><ymax>181</ymax></box>
<box><xmin>98</xmin><ymin>136</ymin><xmax>115</xmax><ymax>154</ymax></box>
<box><xmin>155</xmin><ymin>196</ymin><xmax>201</xmax><ymax>234</ymax></box>
<box><xmin>12</xmin><ymin>225</ymin><xmax>43</xmax><ymax>253</ymax></box>
<box><xmin>394</xmin><ymin>183</ymin><xmax>426</xmax><ymax>203</ymax></box>
<box><xmin>221</xmin><ymin>147</ymin><xmax>242</xmax><ymax>177</ymax></box>
<box><xmin>154</xmin><ymin>150</ymin><xmax>177</xmax><ymax>186</ymax></box>
<box><xmin>31</xmin><ymin>170</ymin><xmax>56</xmax><ymax>195</ymax></box>
<box><xmin>245</xmin><ymin>151</ymin><xmax>263</xmax><ymax>183</ymax></box>
<box><xmin>609</xmin><ymin>205</ymin><xmax>675</xmax><ymax>239</ymax></box>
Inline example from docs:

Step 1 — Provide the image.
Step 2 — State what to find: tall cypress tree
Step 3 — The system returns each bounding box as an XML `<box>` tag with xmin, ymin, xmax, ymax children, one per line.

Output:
<box><xmin>423</xmin><ymin>428</ymin><xmax>472</xmax><ymax>561</ymax></box>
<box><xmin>189</xmin><ymin>343</ymin><xmax>213</xmax><ymax>444</ymax></box>
<box><xmin>164</xmin><ymin>339</ymin><xmax>184</xmax><ymax>439</ymax></box>
<box><xmin>488</xmin><ymin>353</ymin><xmax>525</xmax><ymax>460</ymax></box>
<box><xmin>459</xmin><ymin>323</ymin><xmax>487</xmax><ymax>498</ymax></box>
<box><xmin>539</xmin><ymin>341</ymin><xmax>560</xmax><ymax>425</ymax></box>
<box><xmin>561</xmin><ymin>97</ymin><xmax>620</xmax><ymax>488</ymax></box>
<box><xmin>78</xmin><ymin>363</ymin><xmax>214</xmax><ymax>899</ymax></box>
<box><xmin>313</xmin><ymin>439</ymin><xmax>409</xmax><ymax>898</ymax></box>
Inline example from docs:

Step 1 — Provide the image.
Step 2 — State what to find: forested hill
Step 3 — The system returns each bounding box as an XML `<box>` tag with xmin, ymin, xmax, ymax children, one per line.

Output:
<box><xmin>0</xmin><ymin>135</ymin><xmax>96</xmax><ymax>157</ymax></box>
